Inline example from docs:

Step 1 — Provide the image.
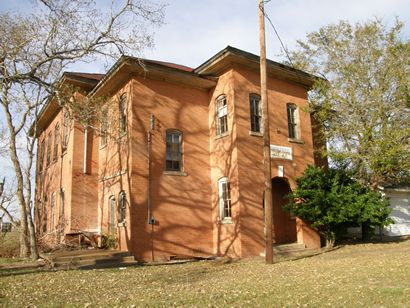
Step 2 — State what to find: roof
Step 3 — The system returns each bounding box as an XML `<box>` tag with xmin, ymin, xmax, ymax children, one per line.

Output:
<box><xmin>64</xmin><ymin>72</ymin><xmax>105</xmax><ymax>82</ymax></box>
<box><xmin>144</xmin><ymin>60</ymin><xmax>193</xmax><ymax>73</ymax></box>
<box><xmin>33</xmin><ymin>46</ymin><xmax>319</xmax><ymax>137</ymax></box>
<box><xmin>194</xmin><ymin>46</ymin><xmax>318</xmax><ymax>87</ymax></box>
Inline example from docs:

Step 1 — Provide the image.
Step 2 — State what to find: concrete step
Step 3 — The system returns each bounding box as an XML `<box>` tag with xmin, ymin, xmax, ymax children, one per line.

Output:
<box><xmin>51</xmin><ymin>251</ymin><xmax>131</xmax><ymax>262</ymax></box>
<box><xmin>53</xmin><ymin>255</ymin><xmax>136</xmax><ymax>268</ymax></box>
<box><xmin>273</xmin><ymin>243</ymin><xmax>306</xmax><ymax>252</ymax></box>
<box><xmin>260</xmin><ymin>243</ymin><xmax>321</xmax><ymax>259</ymax></box>
<box><xmin>45</xmin><ymin>250</ymin><xmax>138</xmax><ymax>270</ymax></box>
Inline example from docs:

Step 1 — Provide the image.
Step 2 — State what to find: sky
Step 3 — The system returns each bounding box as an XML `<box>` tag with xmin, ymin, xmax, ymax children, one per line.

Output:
<box><xmin>0</xmin><ymin>0</ymin><xmax>409</xmax><ymax>71</ymax></box>
<box><xmin>143</xmin><ymin>0</ymin><xmax>410</xmax><ymax>69</ymax></box>
<box><xmin>0</xmin><ymin>0</ymin><xmax>409</xmax><ymax>212</ymax></box>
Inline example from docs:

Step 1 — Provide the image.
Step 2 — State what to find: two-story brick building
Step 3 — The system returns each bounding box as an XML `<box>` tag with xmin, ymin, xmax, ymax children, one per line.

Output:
<box><xmin>34</xmin><ymin>46</ymin><xmax>325</xmax><ymax>261</ymax></box>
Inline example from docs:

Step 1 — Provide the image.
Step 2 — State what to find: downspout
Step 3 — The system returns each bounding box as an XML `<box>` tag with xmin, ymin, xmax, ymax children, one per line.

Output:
<box><xmin>147</xmin><ymin>114</ymin><xmax>155</xmax><ymax>261</ymax></box>
<box><xmin>83</xmin><ymin>127</ymin><xmax>88</xmax><ymax>174</ymax></box>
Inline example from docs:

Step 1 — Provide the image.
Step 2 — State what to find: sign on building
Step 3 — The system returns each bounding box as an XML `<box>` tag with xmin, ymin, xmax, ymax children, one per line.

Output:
<box><xmin>270</xmin><ymin>145</ymin><xmax>292</xmax><ymax>160</ymax></box>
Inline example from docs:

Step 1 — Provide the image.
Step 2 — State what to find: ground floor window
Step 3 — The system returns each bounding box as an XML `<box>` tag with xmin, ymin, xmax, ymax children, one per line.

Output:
<box><xmin>218</xmin><ymin>177</ymin><xmax>232</xmax><ymax>220</ymax></box>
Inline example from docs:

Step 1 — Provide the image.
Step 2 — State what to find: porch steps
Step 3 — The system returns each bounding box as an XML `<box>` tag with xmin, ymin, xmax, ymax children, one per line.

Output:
<box><xmin>47</xmin><ymin>250</ymin><xmax>140</xmax><ymax>270</ymax></box>
<box><xmin>260</xmin><ymin>243</ymin><xmax>321</xmax><ymax>259</ymax></box>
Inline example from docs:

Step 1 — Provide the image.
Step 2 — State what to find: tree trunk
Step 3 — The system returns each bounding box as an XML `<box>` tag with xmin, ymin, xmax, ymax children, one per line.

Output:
<box><xmin>2</xmin><ymin>100</ymin><xmax>30</xmax><ymax>258</ymax></box>
<box><xmin>27</xmin><ymin>205</ymin><xmax>39</xmax><ymax>260</ymax></box>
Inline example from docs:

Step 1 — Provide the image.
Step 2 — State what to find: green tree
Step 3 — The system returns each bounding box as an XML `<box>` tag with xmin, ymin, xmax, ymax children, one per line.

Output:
<box><xmin>289</xmin><ymin>19</ymin><xmax>409</xmax><ymax>187</ymax></box>
<box><xmin>285</xmin><ymin>166</ymin><xmax>392</xmax><ymax>247</ymax></box>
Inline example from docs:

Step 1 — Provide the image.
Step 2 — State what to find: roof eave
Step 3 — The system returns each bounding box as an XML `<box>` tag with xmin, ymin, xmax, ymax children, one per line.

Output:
<box><xmin>194</xmin><ymin>46</ymin><xmax>318</xmax><ymax>88</ymax></box>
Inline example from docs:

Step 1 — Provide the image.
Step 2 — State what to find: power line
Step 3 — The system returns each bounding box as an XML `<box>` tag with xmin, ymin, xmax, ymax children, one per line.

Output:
<box><xmin>263</xmin><ymin>9</ymin><xmax>295</xmax><ymax>67</ymax></box>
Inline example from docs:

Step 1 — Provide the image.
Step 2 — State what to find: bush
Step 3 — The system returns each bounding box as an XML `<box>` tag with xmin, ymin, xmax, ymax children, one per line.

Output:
<box><xmin>0</xmin><ymin>230</ymin><xmax>20</xmax><ymax>258</ymax></box>
<box><xmin>284</xmin><ymin>166</ymin><xmax>392</xmax><ymax>247</ymax></box>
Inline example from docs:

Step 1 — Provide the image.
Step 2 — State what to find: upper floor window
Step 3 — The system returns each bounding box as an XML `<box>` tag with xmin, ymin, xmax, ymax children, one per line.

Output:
<box><xmin>218</xmin><ymin>177</ymin><xmax>232</xmax><ymax>220</ymax></box>
<box><xmin>287</xmin><ymin>103</ymin><xmax>299</xmax><ymax>139</ymax></box>
<box><xmin>46</xmin><ymin>132</ymin><xmax>52</xmax><ymax>166</ymax></box>
<box><xmin>100</xmin><ymin>106</ymin><xmax>108</xmax><ymax>147</ymax></box>
<box><xmin>249</xmin><ymin>94</ymin><xmax>262</xmax><ymax>133</ymax></box>
<box><xmin>62</xmin><ymin>111</ymin><xmax>70</xmax><ymax>150</ymax></box>
<box><xmin>165</xmin><ymin>130</ymin><xmax>182</xmax><ymax>172</ymax></box>
<box><xmin>53</xmin><ymin>124</ymin><xmax>60</xmax><ymax>161</ymax></box>
<box><xmin>119</xmin><ymin>93</ymin><xmax>127</xmax><ymax>133</ymax></box>
<box><xmin>216</xmin><ymin>95</ymin><xmax>228</xmax><ymax>136</ymax></box>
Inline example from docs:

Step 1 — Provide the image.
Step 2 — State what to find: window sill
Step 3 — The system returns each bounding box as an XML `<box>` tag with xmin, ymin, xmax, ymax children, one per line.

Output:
<box><xmin>215</xmin><ymin>132</ymin><xmax>229</xmax><ymax>140</ymax></box>
<box><xmin>163</xmin><ymin>171</ymin><xmax>187</xmax><ymax>176</ymax></box>
<box><xmin>288</xmin><ymin>138</ymin><xmax>304</xmax><ymax>144</ymax></box>
<box><xmin>220</xmin><ymin>218</ymin><xmax>233</xmax><ymax>224</ymax></box>
<box><xmin>249</xmin><ymin>131</ymin><xmax>263</xmax><ymax>137</ymax></box>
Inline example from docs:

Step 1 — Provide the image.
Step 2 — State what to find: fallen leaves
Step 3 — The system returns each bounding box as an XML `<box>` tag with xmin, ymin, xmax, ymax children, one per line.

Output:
<box><xmin>1</xmin><ymin>240</ymin><xmax>410</xmax><ymax>307</ymax></box>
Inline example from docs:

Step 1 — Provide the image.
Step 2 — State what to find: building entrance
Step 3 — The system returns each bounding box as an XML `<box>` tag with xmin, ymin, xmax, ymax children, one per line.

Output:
<box><xmin>271</xmin><ymin>177</ymin><xmax>297</xmax><ymax>244</ymax></box>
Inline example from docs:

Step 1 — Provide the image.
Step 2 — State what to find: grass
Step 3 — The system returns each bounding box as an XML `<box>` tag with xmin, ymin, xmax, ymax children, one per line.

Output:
<box><xmin>0</xmin><ymin>231</ymin><xmax>19</xmax><ymax>258</ymax></box>
<box><xmin>1</xmin><ymin>240</ymin><xmax>410</xmax><ymax>307</ymax></box>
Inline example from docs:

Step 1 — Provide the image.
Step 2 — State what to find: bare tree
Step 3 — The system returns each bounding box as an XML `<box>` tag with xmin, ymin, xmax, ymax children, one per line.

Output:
<box><xmin>0</xmin><ymin>0</ymin><xmax>165</xmax><ymax>259</ymax></box>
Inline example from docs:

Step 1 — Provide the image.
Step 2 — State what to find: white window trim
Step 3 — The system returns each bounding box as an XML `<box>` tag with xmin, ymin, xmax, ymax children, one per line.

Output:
<box><xmin>216</xmin><ymin>95</ymin><xmax>228</xmax><ymax>136</ymax></box>
<box><xmin>287</xmin><ymin>103</ymin><xmax>301</xmax><ymax>141</ymax></box>
<box><xmin>218</xmin><ymin>177</ymin><xmax>232</xmax><ymax>222</ymax></box>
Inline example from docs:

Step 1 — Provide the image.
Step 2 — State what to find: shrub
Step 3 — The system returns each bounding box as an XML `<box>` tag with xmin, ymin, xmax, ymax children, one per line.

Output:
<box><xmin>0</xmin><ymin>230</ymin><xmax>20</xmax><ymax>258</ymax></box>
<box><xmin>284</xmin><ymin>166</ymin><xmax>392</xmax><ymax>247</ymax></box>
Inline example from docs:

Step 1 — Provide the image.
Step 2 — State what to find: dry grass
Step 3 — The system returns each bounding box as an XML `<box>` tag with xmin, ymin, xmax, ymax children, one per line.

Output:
<box><xmin>0</xmin><ymin>231</ymin><xmax>19</xmax><ymax>258</ymax></box>
<box><xmin>1</xmin><ymin>240</ymin><xmax>410</xmax><ymax>307</ymax></box>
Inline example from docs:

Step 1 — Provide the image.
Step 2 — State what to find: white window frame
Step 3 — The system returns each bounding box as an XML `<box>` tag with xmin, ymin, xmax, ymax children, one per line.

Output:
<box><xmin>287</xmin><ymin>103</ymin><xmax>300</xmax><ymax>140</ymax></box>
<box><xmin>51</xmin><ymin>192</ymin><xmax>56</xmax><ymax>231</ymax></box>
<box><xmin>249</xmin><ymin>94</ymin><xmax>262</xmax><ymax>133</ymax></box>
<box><xmin>216</xmin><ymin>95</ymin><xmax>228</xmax><ymax>136</ymax></box>
<box><xmin>218</xmin><ymin>177</ymin><xmax>232</xmax><ymax>221</ymax></box>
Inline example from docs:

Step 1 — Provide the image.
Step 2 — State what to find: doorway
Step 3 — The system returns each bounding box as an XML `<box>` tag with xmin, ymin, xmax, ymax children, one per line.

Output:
<box><xmin>271</xmin><ymin>177</ymin><xmax>296</xmax><ymax>244</ymax></box>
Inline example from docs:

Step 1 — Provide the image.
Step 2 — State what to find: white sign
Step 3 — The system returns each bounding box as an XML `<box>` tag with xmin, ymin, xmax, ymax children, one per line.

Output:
<box><xmin>270</xmin><ymin>145</ymin><xmax>292</xmax><ymax>160</ymax></box>
<box><xmin>278</xmin><ymin>165</ymin><xmax>284</xmax><ymax>177</ymax></box>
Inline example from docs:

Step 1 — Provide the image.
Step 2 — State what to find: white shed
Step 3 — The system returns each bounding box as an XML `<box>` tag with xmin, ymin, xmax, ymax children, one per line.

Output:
<box><xmin>382</xmin><ymin>187</ymin><xmax>410</xmax><ymax>237</ymax></box>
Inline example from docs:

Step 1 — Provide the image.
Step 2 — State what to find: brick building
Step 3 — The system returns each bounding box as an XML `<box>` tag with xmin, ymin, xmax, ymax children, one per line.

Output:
<box><xmin>34</xmin><ymin>46</ymin><xmax>325</xmax><ymax>261</ymax></box>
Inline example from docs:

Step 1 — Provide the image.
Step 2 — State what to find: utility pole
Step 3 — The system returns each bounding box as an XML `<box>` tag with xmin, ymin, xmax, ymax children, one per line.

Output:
<box><xmin>258</xmin><ymin>0</ymin><xmax>274</xmax><ymax>264</ymax></box>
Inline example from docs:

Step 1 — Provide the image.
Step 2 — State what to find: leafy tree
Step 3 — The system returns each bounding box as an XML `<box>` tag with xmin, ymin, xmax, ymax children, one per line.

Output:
<box><xmin>284</xmin><ymin>166</ymin><xmax>392</xmax><ymax>247</ymax></box>
<box><xmin>288</xmin><ymin>19</ymin><xmax>409</xmax><ymax>188</ymax></box>
<box><xmin>0</xmin><ymin>0</ymin><xmax>164</xmax><ymax>259</ymax></box>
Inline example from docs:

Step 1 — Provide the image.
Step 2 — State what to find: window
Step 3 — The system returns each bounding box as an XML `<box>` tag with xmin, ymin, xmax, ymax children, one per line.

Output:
<box><xmin>39</xmin><ymin>140</ymin><xmax>45</xmax><ymax>172</ymax></box>
<box><xmin>100</xmin><ymin>106</ymin><xmax>108</xmax><ymax>147</ymax></box>
<box><xmin>119</xmin><ymin>93</ymin><xmax>127</xmax><ymax>133</ymax></box>
<box><xmin>218</xmin><ymin>177</ymin><xmax>232</xmax><ymax>220</ymax></box>
<box><xmin>119</xmin><ymin>191</ymin><xmax>126</xmax><ymax>222</ymax></box>
<box><xmin>43</xmin><ymin>196</ymin><xmax>48</xmax><ymax>233</ymax></box>
<box><xmin>46</xmin><ymin>132</ymin><xmax>52</xmax><ymax>166</ymax></box>
<box><xmin>53</xmin><ymin>124</ymin><xmax>60</xmax><ymax>161</ymax></box>
<box><xmin>109</xmin><ymin>196</ymin><xmax>116</xmax><ymax>235</ymax></box>
<box><xmin>165</xmin><ymin>130</ymin><xmax>183</xmax><ymax>171</ymax></box>
<box><xmin>62</xmin><ymin>111</ymin><xmax>70</xmax><ymax>150</ymax></box>
<box><xmin>216</xmin><ymin>95</ymin><xmax>228</xmax><ymax>135</ymax></box>
<box><xmin>287</xmin><ymin>103</ymin><xmax>299</xmax><ymax>139</ymax></box>
<box><xmin>51</xmin><ymin>192</ymin><xmax>56</xmax><ymax>231</ymax></box>
<box><xmin>249</xmin><ymin>94</ymin><xmax>262</xmax><ymax>133</ymax></box>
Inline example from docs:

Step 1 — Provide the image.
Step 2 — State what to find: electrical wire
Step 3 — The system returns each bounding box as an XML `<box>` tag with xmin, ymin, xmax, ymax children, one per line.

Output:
<box><xmin>263</xmin><ymin>10</ymin><xmax>295</xmax><ymax>67</ymax></box>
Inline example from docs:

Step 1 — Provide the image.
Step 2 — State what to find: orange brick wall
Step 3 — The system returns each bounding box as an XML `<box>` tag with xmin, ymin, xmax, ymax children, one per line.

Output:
<box><xmin>35</xmin><ymin>59</ymin><xmax>322</xmax><ymax>259</ymax></box>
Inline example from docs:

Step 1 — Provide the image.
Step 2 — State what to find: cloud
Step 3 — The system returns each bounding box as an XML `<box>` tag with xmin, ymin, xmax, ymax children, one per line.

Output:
<box><xmin>143</xmin><ymin>0</ymin><xmax>410</xmax><ymax>66</ymax></box>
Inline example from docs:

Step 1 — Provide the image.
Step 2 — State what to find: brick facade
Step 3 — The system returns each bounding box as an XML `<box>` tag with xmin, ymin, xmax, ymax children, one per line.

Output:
<box><xmin>34</xmin><ymin>47</ymin><xmax>324</xmax><ymax>261</ymax></box>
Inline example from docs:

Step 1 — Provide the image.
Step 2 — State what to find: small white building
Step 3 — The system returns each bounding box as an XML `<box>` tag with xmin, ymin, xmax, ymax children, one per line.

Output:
<box><xmin>382</xmin><ymin>187</ymin><xmax>410</xmax><ymax>237</ymax></box>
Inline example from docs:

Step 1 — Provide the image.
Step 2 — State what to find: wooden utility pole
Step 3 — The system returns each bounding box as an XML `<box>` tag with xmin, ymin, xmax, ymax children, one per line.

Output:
<box><xmin>258</xmin><ymin>0</ymin><xmax>274</xmax><ymax>264</ymax></box>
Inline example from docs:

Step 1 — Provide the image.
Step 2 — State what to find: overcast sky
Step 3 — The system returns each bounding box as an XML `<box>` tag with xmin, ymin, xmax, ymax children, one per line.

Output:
<box><xmin>0</xmin><ymin>0</ymin><xmax>409</xmax><ymax>177</ymax></box>
<box><xmin>1</xmin><ymin>0</ymin><xmax>409</xmax><ymax>71</ymax></box>
<box><xmin>144</xmin><ymin>0</ymin><xmax>410</xmax><ymax>69</ymax></box>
